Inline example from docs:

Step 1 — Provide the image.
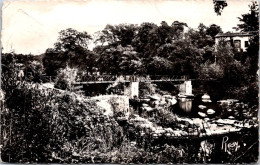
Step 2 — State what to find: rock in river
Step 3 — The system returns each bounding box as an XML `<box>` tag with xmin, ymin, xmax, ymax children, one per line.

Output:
<box><xmin>167</xmin><ymin>98</ymin><xmax>177</xmax><ymax>105</ymax></box>
<box><xmin>202</xmin><ymin>94</ymin><xmax>212</xmax><ymax>102</ymax></box>
<box><xmin>202</xmin><ymin>93</ymin><xmax>210</xmax><ymax>99</ymax></box>
<box><xmin>198</xmin><ymin>112</ymin><xmax>207</xmax><ymax>118</ymax></box>
<box><xmin>149</xmin><ymin>95</ymin><xmax>160</xmax><ymax>100</ymax></box>
<box><xmin>207</xmin><ymin>109</ymin><xmax>215</xmax><ymax>115</ymax></box>
<box><xmin>198</xmin><ymin>105</ymin><xmax>207</xmax><ymax>109</ymax></box>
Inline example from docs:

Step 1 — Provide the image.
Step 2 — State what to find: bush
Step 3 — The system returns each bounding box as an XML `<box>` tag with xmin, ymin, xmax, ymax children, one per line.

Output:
<box><xmin>54</xmin><ymin>66</ymin><xmax>78</xmax><ymax>90</ymax></box>
<box><xmin>139</xmin><ymin>82</ymin><xmax>156</xmax><ymax>97</ymax></box>
<box><xmin>199</xmin><ymin>63</ymin><xmax>224</xmax><ymax>80</ymax></box>
<box><xmin>1</xmin><ymin>83</ymin><xmax>124</xmax><ymax>163</ymax></box>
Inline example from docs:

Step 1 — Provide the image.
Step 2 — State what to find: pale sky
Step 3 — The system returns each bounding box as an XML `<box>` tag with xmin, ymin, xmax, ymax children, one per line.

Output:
<box><xmin>1</xmin><ymin>0</ymin><xmax>254</xmax><ymax>55</ymax></box>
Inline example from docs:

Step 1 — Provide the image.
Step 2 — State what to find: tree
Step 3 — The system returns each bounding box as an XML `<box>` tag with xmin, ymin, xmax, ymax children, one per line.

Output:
<box><xmin>43</xmin><ymin>28</ymin><xmax>93</xmax><ymax>76</ymax></box>
<box><xmin>54</xmin><ymin>28</ymin><xmax>92</xmax><ymax>52</ymax></box>
<box><xmin>237</xmin><ymin>1</ymin><xmax>259</xmax><ymax>81</ymax></box>
<box><xmin>147</xmin><ymin>56</ymin><xmax>173</xmax><ymax>75</ymax></box>
<box><xmin>95</xmin><ymin>24</ymin><xmax>138</xmax><ymax>47</ymax></box>
<box><xmin>94</xmin><ymin>24</ymin><xmax>142</xmax><ymax>74</ymax></box>
<box><xmin>213</xmin><ymin>0</ymin><xmax>228</xmax><ymax>15</ymax></box>
<box><xmin>237</xmin><ymin>1</ymin><xmax>259</xmax><ymax>32</ymax></box>
<box><xmin>95</xmin><ymin>45</ymin><xmax>143</xmax><ymax>75</ymax></box>
<box><xmin>26</xmin><ymin>60</ymin><xmax>44</xmax><ymax>83</ymax></box>
<box><xmin>1</xmin><ymin>53</ymin><xmax>18</xmax><ymax>95</ymax></box>
<box><xmin>117</xmin><ymin>46</ymin><xmax>144</xmax><ymax>74</ymax></box>
<box><xmin>43</xmin><ymin>48</ymin><xmax>68</xmax><ymax>76</ymax></box>
<box><xmin>145</xmin><ymin>21</ymin><xmax>175</xmax><ymax>58</ymax></box>
<box><xmin>215</xmin><ymin>41</ymin><xmax>234</xmax><ymax>67</ymax></box>
<box><xmin>188</xmin><ymin>24</ymin><xmax>215</xmax><ymax>48</ymax></box>
<box><xmin>170</xmin><ymin>37</ymin><xmax>204</xmax><ymax>77</ymax></box>
<box><xmin>54</xmin><ymin>66</ymin><xmax>78</xmax><ymax>90</ymax></box>
<box><xmin>93</xmin><ymin>21</ymin><xmax>221</xmax><ymax>78</ymax></box>
<box><xmin>206</xmin><ymin>24</ymin><xmax>223</xmax><ymax>39</ymax></box>
<box><xmin>214</xmin><ymin>41</ymin><xmax>248</xmax><ymax>86</ymax></box>
<box><xmin>132</xmin><ymin>22</ymin><xmax>158</xmax><ymax>57</ymax></box>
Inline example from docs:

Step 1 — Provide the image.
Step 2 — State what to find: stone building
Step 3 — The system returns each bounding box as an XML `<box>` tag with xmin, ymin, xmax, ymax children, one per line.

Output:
<box><xmin>215</xmin><ymin>32</ymin><xmax>253</xmax><ymax>52</ymax></box>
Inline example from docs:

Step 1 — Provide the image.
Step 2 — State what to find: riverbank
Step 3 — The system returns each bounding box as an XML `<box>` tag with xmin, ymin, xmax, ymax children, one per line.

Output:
<box><xmin>1</xmin><ymin>81</ymin><xmax>258</xmax><ymax>163</ymax></box>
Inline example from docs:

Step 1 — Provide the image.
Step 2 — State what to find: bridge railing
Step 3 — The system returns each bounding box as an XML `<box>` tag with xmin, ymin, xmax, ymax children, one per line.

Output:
<box><xmin>148</xmin><ymin>75</ymin><xmax>189</xmax><ymax>81</ymax></box>
<box><xmin>78</xmin><ymin>75</ymin><xmax>189</xmax><ymax>82</ymax></box>
<box><xmin>81</xmin><ymin>75</ymin><xmax>117</xmax><ymax>82</ymax></box>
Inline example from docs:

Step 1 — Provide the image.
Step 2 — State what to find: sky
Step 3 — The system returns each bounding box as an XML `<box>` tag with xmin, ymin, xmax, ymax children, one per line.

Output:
<box><xmin>1</xmin><ymin>0</ymin><xmax>254</xmax><ymax>55</ymax></box>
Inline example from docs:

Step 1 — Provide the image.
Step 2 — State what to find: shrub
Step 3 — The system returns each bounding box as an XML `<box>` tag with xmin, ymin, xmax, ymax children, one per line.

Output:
<box><xmin>1</xmin><ymin>83</ymin><xmax>124</xmax><ymax>163</ymax></box>
<box><xmin>54</xmin><ymin>66</ymin><xmax>78</xmax><ymax>90</ymax></box>
<box><xmin>139</xmin><ymin>82</ymin><xmax>156</xmax><ymax>97</ymax></box>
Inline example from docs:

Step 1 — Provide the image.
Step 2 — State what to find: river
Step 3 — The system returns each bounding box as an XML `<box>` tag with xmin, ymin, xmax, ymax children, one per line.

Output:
<box><xmin>170</xmin><ymin>95</ymin><xmax>250</xmax><ymax>120</ymax></box>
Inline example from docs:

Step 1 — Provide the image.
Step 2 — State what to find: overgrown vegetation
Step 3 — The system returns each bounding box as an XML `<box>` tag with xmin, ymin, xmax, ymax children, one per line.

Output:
<box><xmin>1</xmin><ymin>81</ymin><xmax>125</xmax><ymax>163</ymax></box>
<box><xmin>1</xmin><ymin>1</ymin><xmax>258</xmax><ymax>163</ymax></box>
<box><xmin>54</xmin><ymin>66</ymin><xmax>78</xmax><ymax>90</ymax></box>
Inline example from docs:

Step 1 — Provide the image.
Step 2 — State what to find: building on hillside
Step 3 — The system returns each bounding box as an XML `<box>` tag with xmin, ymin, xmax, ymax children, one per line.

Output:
<box><xmin>215</xmin><ymin>32</ymin><xmax>253</xmax><ymax>52</ymax></box>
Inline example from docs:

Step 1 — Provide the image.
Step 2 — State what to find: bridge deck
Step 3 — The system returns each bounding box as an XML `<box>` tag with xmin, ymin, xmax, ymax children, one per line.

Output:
<box><xmin>73</xmin><ymin>75</ymin><xmax>190</xmax><ymax>85</ymax></box>
<box><xmin>73</xmin><ymin>79</ymin><xmax>188</xmax><ymax>85</ymax></box>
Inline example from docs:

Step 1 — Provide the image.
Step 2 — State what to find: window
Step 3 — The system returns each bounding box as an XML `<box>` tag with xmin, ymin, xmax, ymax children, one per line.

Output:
<box><xmin>234</xmin><ymin>40</ymin><xmax>241</xmax><ymax>48</ymax></box>
<box><xmin>225</xmin><ymin>40</ymin><xmax>231</xmax><ymax>46</ymax></box>
<box><xmin>245</xmin><ymin>41</ymin><xmax>249</xmax><ymax>47</ymax></box>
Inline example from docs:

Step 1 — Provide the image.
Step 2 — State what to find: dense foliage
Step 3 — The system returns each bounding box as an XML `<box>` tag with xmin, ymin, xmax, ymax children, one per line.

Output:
<box><xmin>213</xmin><ymin>0</ymin><xmax>228</xmax><ymax>15</ymax></box>
<box><xmin>5</xmin><ymin>2</ymin><xmax>258</xmax><ymax>100</ymax></box>
<box><xmin>54</xmin><ymin>66</ymin><xmax>78</xmax><ymax>90</ymax></box>
<box><xmin>1</xmin><ymin>1</ymin><xmax>258</xmax><ymax>163</ymax></box>
<box><xmin>1</xmin><ymin>82</ymin><xmax>125</xmax><ymax>163</ymax></box>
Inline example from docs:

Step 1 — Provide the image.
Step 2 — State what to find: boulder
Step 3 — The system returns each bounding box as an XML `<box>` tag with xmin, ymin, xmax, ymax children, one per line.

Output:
<box><xmin>207</xmin><ymin>109</ymin><xmax>215</xmax><ymax>115</ymax></box>
<box><xmin>218</xmin><ymin>99</ymin><xmax>239</xmax><ymax>106</ymax></box>
<box><xmin>226</xmin><ymin>99</ymin><xmax>239</xmax><ymax>103</ymax></box>
<box><xmin>202</xmin><ymin>99</ymin><xmax>212</xmax><ymax>103</ymax></box>
<box><xmin>167</xmin><ymin>98</ymin><xmax>177</xmax><ymax>105</ymax></box>
<box><xmin>198</xmin><ymin>105</ymin><xmax>207</xmax><ymax>109</ymax></box>
<box><xmin>144</xmin><ymin>106</ymin><xmax>154</xmax><ymax>112</ymax></box>
<box><xmin>202</xmin><ymin>94</ymin><xmax>210</xmax><ymax>99</ymax></box>
<box><xmin>154</xmin><ymin>100</ymin><xmax>160</xmax><ymax>105</ymax></box>
<box><xmin>228</xmin><ymin>116</ymin><xmax>235</xmax><ymax>119</ymax></box>
<box><xmin>198</xmin><ymin>112</ymin><xmax>207</xmax><ymax>118</ymax></box>
<box><xmin>163</xmin><ymin>95</ymin><xmax>172</xmax><ymax>99</ymax></box>
<box><xmin>149</xmin><ymin>95</ymin><xmax>160</xmax><ymax>100</ymax></box>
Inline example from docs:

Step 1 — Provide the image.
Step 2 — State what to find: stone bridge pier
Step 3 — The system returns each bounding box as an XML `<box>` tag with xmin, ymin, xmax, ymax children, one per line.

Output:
<box><xmin>125</xmin><ymin>80</ymin><xmax>193</xmax><ymax>98</ymax></box>
<box><xmin>130</xmin><ymin>82</ymin><xmax>139</xmax><ymax>98</ymax></box>
<box><xmin>124</xmin><ymin>82</ymin><xmax>140</xmax><ymax>98</ymax></box>
<box><xmin>179</xmin><ymin>80</ymin><xmax>193</xmax><ymax>96</ymax></box>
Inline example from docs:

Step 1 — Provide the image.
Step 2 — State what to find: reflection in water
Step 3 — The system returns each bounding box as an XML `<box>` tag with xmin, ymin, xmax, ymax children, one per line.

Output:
<box><xmin>178</xmin><ymin>98</ymin><xmax>193</xmax><ymax>113</ymax></box>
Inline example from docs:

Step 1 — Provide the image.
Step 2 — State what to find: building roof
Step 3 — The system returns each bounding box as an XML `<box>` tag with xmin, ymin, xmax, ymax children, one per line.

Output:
<box><xmin>215</xmin><ymin>32</ymin><xmax>253</xmax><ymax>38</ymax></box>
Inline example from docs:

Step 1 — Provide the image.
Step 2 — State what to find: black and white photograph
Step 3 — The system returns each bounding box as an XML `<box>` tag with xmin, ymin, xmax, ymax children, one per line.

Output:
<box><xmin>0</xmin><ymin>0</ymin><xmax>259</xmax><ymax>163</ymax></box>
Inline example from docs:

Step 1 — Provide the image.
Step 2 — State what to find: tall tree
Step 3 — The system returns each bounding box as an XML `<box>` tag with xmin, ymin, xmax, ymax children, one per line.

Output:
<box><xmin>213</xmin><ymin>0</ymin><xmax>228</xmax><ymax>15</ymax></box>
<box><xmin>95</xmin><ymin>24</ymin><xmax>138</xmax><ymax>47</ymax></box>
<box><xmin>237</xmin><ymin>1</ymin><xmax>259</xmax><ymax>32</ymax></box>
<box><xmin>147</xmin><ymin>56</ymin><xmax>174</xmax><ymax>75</ymax></box>
<box><xmin>206</xmin><ymin>24</ymin><xmax>223</xmax><ymax>39</ymax></box>
<box><xmin>54</xmin><ymin>28</ymin><xmax>92</xmax><ymax>52</ymax></box>
<box><xmin>54</xmin><ymin>28</ymin><xmax>92</xmax><ymax>70</ymax></box>
<box><xmin>132</xmin><ymin>22</ymin><xmax>158</xmax><ymax>57</ymax></box>
<box><xmin>43</xmin><ymin>28</ymin><xmax>93</xmax><ymax>76</ymax></box>
<box><xmin>237</xmin><ymin>1</ymin><xmax>259</xmax><ymax>82</ymax></box>
<box><xmin>94</xmin><ymin>45</ymin><xmax>142</xmax><ymax>75</ymax></box>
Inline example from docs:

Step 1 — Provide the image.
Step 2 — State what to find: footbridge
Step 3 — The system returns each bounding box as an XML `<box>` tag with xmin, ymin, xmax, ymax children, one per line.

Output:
<box><xmin>72</xmin><ymin>75</ymin><xmax>193</xmax><ymax>98</ymax></box>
